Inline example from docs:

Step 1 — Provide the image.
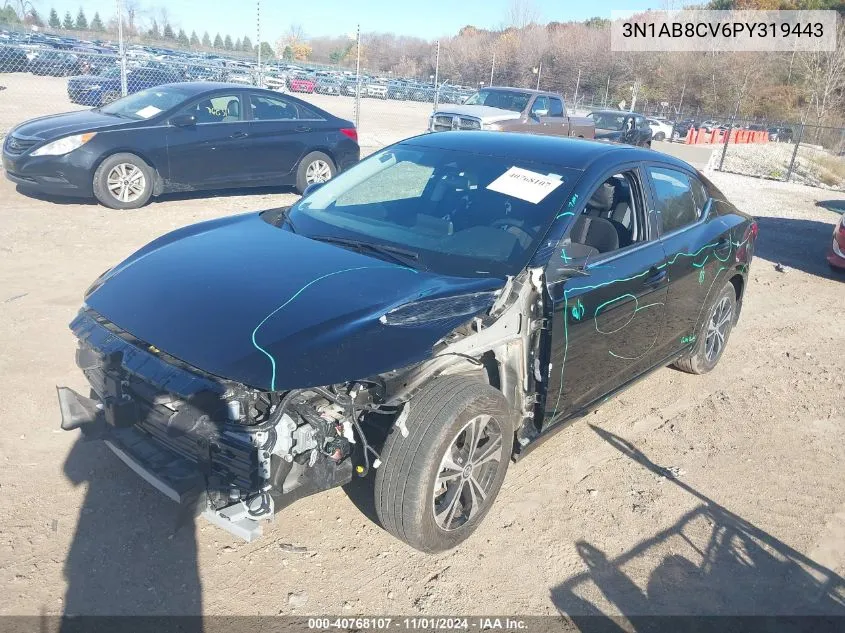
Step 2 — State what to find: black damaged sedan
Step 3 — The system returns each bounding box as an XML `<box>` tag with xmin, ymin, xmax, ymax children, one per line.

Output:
<box><xmin>3</xmin><ymin>82</ymin><xmax>359</xmax><ymax>209</ymax></box>
<box><xmin>59</xmin><ymin>132</ymin><xmax>756</xmax><ymax>552</ymax></box>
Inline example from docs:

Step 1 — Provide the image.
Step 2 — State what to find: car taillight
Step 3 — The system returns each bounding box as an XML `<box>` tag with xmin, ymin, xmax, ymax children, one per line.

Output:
<box><xmin>751</xmin><ymin>220</ymin><xmax>759</xmax><ymax>239</ymax></box>
<box><xmin>340</xmin><ymin>128</ymin><xmax>358</xmax><ymax>143</ymax></box>
<box><xmin>838</xmin><ymin>216</ymin><xmax>845</xmax><ymax>236</ymax></box>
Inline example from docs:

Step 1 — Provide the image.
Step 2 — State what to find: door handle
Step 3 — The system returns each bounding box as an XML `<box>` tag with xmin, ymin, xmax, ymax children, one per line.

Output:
<box><xmin>295</xmin><ymin>126</ymin><xmax>312</xmax><ymax>132</ymax></box>
<box><xmin>715</xmin><ymin>236</ymin><xmax>731</xmax><ymax>251</ymax></box>
<box><xmin>644</xmin><ymin>268</ymin><xmax>667</xmax><ymax>287</ymax></box>
<box><xmin>230</xmin><ymin>131</ymin><xmax>248</xmax><ymax>139</ymax></box>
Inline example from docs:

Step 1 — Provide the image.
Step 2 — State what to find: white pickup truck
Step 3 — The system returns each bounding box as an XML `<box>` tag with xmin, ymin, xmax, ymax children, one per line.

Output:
<box><xmin>429</xmin><ymin>86</ymin><xmax>595</xmax><ymax>138</ymax></box>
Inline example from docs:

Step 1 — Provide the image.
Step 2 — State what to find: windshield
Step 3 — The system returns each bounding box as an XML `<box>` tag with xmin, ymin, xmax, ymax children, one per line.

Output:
<box><xmin>464</xmin><ymin>89</ymin><xmax>531</xmax><ymax>113</ymax></box>
<box><xmin>588</xmin><ymin>112</ymin><xmax>627</xmax><ymax>130</ymax></box>
<box><xmin>287</xmin><ymin>145</ymin><xmax>578</xmax><ymax>278</ymax></box>
<box><xmin>100</xmin><ymin>86</ymin><xmax>192</xmax><ymax>120</ymax></box>
<box><xmin>99</xmin><ymin>67</ymin><xmax>121</xmax><ymax>78</ymax></box>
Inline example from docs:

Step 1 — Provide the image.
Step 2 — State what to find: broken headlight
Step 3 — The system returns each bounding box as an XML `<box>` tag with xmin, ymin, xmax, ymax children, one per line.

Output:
<box><xmin>379</xmin><ymin>291</ymin><xmax>499</xmax><ymax>326</ymax></box>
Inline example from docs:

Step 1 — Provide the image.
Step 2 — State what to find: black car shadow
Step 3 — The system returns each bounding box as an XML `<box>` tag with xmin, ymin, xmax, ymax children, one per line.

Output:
<box><xmin>549</xmin><ymin>426</ymin><xmax>845</xmax><ymax>627</ymax></box>
<box><xmin>14</xmin><ymin>183</ymin><xmax>298</xmax><ymax>207</ymax></box>
<box><xmin>753</xmin><ymin>216</ymin><xmax>843</xmax><ymax>279</ymax></box>
<box><xmin>59</xmin><ymin>437</ymin><xmax>204</xmax><ymax>623</ymax></box>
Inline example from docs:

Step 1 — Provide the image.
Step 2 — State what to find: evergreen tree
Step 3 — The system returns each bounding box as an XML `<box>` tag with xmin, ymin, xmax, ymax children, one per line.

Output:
<box><xmin>163</xmin><ymin>22</ymin><xmax>174</xmax><ymax>39</ymax></box>
<box><xmin>223</xmin><ymin>34</ymin><xmax>232</xmax><ymax>50</ymax></box>
<box><xmin>148</xmin><ymin>19</ymin><xmax>160</xmax><ymax>38</ymax></box>
<box><xmin>213</xmin><ymin>33</ymin><xmax>223</xmax><ymax>48</ymax></box>
<box><xmin>190</xmin><ymin>30</ymin><xmax>199</xmax><ymax>46</ymax></box>
<box><xmin>62</xmin><ymin>11</ymin><xmax>73</xmax><ymax>29</ymax></box>
<box><xmin>241</xmin><ymin>35</ymin><xmax>252</xmax><ymax>52</ymax></box>
<box><xmin>234</xmin><ymin>37</ymin><xmax>241</xmax><ymax>51</ymax></box>
<box><xmin>75</xmin><ymin>8</ymin><xmax>87</xmax><ymax>30</ymax></box>
<box><xmin>258</xmin><ymin>41</ymin><xmax>275</xmax><ymax>59</ymax></box>
<box><xmin>48</xmin><ymin>8</ymin><xmax>61</xmax><ymax>28</ymax></box>
<box><xmin>201</xmin><ymin>31</ymin><xmax>211</xmax><ymax>47</ymax></box>
<box><xmin>90</xmin><ymin>12</ymin><xmax>104</xmax><ymax>31</ymax></box>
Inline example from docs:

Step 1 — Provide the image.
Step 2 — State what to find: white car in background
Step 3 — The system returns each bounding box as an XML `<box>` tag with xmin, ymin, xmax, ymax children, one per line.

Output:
<box><xmin>646</xmin><ymin>117</ymin><xmax>673</xmax><ymax>141</ymax></box>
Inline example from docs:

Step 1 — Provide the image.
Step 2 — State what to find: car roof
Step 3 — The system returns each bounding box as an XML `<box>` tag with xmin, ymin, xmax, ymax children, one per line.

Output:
<box><xmin>158</xmin><ymin>81</ymin><xmax>258</xmax><ymax>93</ymax></box>
<box><xmin>400</xmin><ymin>131</ymin><xmax>694</xmax><ymax>172</ymax></box>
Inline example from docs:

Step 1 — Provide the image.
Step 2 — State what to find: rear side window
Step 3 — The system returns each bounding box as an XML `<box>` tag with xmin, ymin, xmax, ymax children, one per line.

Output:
<box><xmin>548</xmin><ymin>98</ymin><xmax>564</xmax><ymax>117</ymax></box>
<box><xmin>249</xmin><ymin>93</ymin><xmax>324</xmax><ymax>121</ymax></box>
<box><xmin>689</xmin><ymin>176</ymin><xmax>709</xmax><ymax>215</ymax></box>
<box><xmin>648</xmin><ymin>167</ymin><xmax>699</xmax><ymax>233</ymax></box>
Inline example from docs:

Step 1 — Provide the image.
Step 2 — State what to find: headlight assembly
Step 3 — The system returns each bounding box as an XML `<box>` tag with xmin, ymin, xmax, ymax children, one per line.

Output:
<box><xmin>380</xmin><ymin>291</ymin><xmax>499</xmax><ymax>326</ymax></box>
<box><xmin>31</xmin><ymin>132</ymin><xmax>97</xmax><ymax>157</ymax></box>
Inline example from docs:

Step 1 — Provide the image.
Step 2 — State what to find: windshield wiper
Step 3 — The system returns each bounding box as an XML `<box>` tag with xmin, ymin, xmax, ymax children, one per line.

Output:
<box><xmin>310</xmin><ymin>235</ymin><xmax>421</xmax><ymax>268</ymax></box>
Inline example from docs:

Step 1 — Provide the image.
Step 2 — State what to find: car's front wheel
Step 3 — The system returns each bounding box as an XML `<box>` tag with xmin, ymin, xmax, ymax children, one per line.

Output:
<box><xmin>93</xmin><ymin>153</ymin><xmax>154</xmax><ymax>210</ymax></box>
<box><xmin>674</xmin><ymin>281</ymin><xmax>737</xmax><ymax>374</ymax></box>
<box><xmin>374</xmin><ymin>377</ymin><xmax>514</xmax><ymax>553</ymax></box>
<box><xmin>654</xmin><ymin>132</ymin><xmax>666</xmax><ymax>141</ymax></box>
<box><xmin>295</xmin><ymin>151</ymin><xmax>336</xmax><ymax>194</ymax></box>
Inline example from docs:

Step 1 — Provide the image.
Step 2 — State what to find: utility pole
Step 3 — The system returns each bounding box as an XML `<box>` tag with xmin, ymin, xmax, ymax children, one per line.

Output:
<box><xmin>115</xmin><ymin>0</ymin><xmax>127</xmax><ymax>96</ymax></box>
<box><xmin>572</xmin><ymin>68</ymin><xmax>581</xmax><ymax>109</ymax></box>
<box><xmin>490</xmin><ymin>51</ymin><xmax>495</xmax><ymax>86</ymax></box>
<box><xmin>256</xmin><ymin>0</ymin><xmax>261</xmax><ymax>87</ymax></box>
<box><xmin>603</xmin><ymin>75</ymin><xmax>610</xmax><ymax>108</ymax></box>
<box><xmin>534</xmin><ymin>60</ymin><xmax>542</xmax><ymax>90</ymax></box>
<box><xmin>433</xmin><ymin>40</ymin><xmax>441</xmax><ymax>111</ymax></box>
<box><xmin>677</xmin><ymin>81</ymin><xmax>686</xmax><ymax>117</ymax></box>
<box><xmin>354</xmin><ymin>24</ymin><xmax>361</xmax><ymax>129</ymax></box>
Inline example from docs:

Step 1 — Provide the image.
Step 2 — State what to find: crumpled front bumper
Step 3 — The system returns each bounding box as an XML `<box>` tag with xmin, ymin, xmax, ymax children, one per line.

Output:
<box><xmin>57</xmin><ymin>386</ymin><xmax>265</xmax><ymax>541</ymax></box>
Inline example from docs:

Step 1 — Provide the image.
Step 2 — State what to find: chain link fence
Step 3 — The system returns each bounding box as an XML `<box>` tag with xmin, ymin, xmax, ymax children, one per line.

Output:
<box><xmin>2</xmin><ymin>21</ymin><xmax>844</xmax><ymax>189</ymax></box>
<box><xmin>714</xmin><ymin>121</ymin><xmax>845</xmax><ymax>191</ymax></box>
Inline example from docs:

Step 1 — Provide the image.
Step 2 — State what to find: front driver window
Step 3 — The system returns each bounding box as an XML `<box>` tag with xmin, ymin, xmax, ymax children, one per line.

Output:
<box><xmin>561</xmin><ymin>170</ymin><xmax>647</xmax><ymax>263</ymax></box>
<box><xmin>531</xmin><ymin>96</ymin><xmax>550</xmax><ymax>116</ymax></box>
<box><xmin>181</xmin><ymin>94</ymin><xmax>242</xmax><ymax>123</ymax></box>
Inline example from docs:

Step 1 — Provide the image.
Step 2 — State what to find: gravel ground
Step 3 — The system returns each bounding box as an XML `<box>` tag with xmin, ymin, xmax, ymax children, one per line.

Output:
<box><xmin>0</xmin><ymin>73</ymin><xmax>844</xmax><ymax>619</ymax></box>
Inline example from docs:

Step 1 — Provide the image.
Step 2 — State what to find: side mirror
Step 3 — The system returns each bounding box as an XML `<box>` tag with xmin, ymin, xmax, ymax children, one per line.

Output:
<box><xmin>170</xmin><ymin>113</ymin><xmax>197</xmax><ymax>127</ymax></box>
<box><xmin>302</xmin><ymin>181</ymin><xmax>325</xmax><ymax>197</ymax></box>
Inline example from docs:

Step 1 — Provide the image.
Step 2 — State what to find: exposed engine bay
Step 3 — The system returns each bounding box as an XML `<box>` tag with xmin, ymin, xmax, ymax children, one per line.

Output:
<box><xmin>58</xmin><ymin>267</ymin><xmax>546</xmax><ymax>541</ymax></box>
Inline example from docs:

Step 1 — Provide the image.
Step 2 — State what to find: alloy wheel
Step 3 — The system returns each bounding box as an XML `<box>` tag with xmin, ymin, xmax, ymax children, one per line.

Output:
<box><xmin>432</xmin><ymin>414</ymin><xmax>503</xmax><ymax>531</ymax></box>
<box><xmin>106</xmin><ymin>163</ymin><xmax>146</xmax><ymax>203</ymax></box>
<box><xmin>305</xmin><ymin>160</ymin><xmax>332</xmax><ymax>184</ymax></box>
<box><xmin>705</xmin><ymin>296</ymin><xmax>732</xmax><ymax>362</ymax></box>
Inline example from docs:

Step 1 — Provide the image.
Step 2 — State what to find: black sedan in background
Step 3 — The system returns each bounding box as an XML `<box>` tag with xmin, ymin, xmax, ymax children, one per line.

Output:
<box><xmin>3</xmin><ymin>83</ymin><xmax>359</xmax><ymax>209</ymax></box>
<box><xmin>588</xmin><ymin>110</ymin><xmax>653</xmax><ymax>147</ymax></box>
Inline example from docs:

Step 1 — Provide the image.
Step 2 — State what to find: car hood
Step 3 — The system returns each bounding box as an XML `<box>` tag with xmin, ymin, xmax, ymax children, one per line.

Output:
<box><xmin>83</xmin><ymin>212</ymin><xmax>505</xmax><ymax>391</ymax></box>
<box><xmin>435</xmin><ymin>104</ymin><xmax>522</xmax><ymax>124</ymax></box>
<box><xmin>11</xmin><ymin>109</ymin><xmax>125</xmax><ymax>141</ymax></box>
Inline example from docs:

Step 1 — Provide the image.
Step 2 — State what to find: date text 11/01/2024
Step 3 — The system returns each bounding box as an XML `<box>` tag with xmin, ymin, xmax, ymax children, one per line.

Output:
<box><xmin>307</xmin><ymin>618</ymin><xmax>528</xmax><ymax>630</ymax></box>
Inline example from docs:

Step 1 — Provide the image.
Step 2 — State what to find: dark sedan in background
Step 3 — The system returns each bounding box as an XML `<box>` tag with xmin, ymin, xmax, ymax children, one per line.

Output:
<box><xmin>3</xmin><ymin>82</ymin><xmax>359</xmax><ymax>209</ymax></box>
<box><xmin>588</xmin><ymin>110</ymin><xmax>653</xmax><ymax>147</ymax></box>
<box><xmin>67</xmin><ymin>66</ymin><xmax>183</xmax><ymax>106</ymax></box>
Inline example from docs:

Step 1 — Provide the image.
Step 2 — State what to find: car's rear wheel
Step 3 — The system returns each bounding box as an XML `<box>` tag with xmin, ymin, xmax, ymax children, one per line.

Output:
<box><xmin>93</xmin><ymin>153</ymin><xmax>154</xmax><ymax>210</ymax></box>
<box><xmin>374</xmin><ymin>376</ymin><xmax>514</xmax><ymax>553</ymax></box>
<box><xmin>674</xmin><ymin>282</ymin><xmax>737</xmax><ymax>375</ymax></box>
<box><xmin>295</xmin><ymin>151</ymin><xmax>336</xmax><ymax>194</ymax></box>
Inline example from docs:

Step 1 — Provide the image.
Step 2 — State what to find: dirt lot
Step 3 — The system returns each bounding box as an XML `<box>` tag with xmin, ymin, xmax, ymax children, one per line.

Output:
<box><xmin>1</xmin><ymin>74</ymin><xmax>844</xmax><ymax>619</ymax></box>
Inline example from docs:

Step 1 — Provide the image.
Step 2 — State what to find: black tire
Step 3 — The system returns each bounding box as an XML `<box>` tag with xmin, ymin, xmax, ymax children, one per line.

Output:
<box><xmin>674</xmin><ymin>282</ymin><xmax>737</xmax><ymax>375</ymax></box>
<box><xmin>295</xmin><ymin>151</ymin><xmax>336</xmax><ymax>194</ymax></box>
<box><xmin>654</xmin><ymin>132</ymin><xmax>666</xmax><ymax>141</ymax></box>
<box><xmin>92</xmin><ymin>153</ymin><xmax>155</xmax><ymax>210</ymax></box>
<box><xmin>374</xmin><ymin>376</ymin><xmax>514</xmax><ymax>553</ymax></box>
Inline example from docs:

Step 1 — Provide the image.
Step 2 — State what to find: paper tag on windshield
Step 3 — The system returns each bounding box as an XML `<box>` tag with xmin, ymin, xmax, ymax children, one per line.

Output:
<box><xmin>135</xmin><ymin>105</ymin><xmax>162</xmax><ymax>119</ymax></box>
<box><xmin>486</xmin><ymin>167</ymin><xmax>564</xmax><ymax>204</ymax></box>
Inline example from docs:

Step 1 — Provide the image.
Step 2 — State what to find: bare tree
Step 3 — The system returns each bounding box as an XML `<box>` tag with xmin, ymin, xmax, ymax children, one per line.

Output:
<box><xmin>506</xmin><ymin>0</ymin><xmax>540</xmax><ymax>29</ymax></box>
<box><xmin>799</xmin><ymin>20</ymin><xmax>845</xmax><ymax>128</ymax></box>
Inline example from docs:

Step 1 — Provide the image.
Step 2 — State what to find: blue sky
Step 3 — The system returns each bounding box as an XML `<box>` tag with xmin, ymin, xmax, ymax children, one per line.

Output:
<box><xmin>43</xmin><ymin>0</ymin><xmax>654</xmax><ymax>41</ymax></box>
